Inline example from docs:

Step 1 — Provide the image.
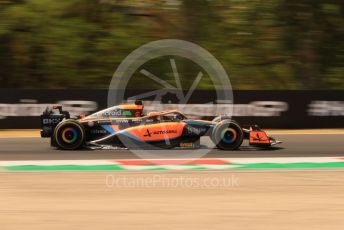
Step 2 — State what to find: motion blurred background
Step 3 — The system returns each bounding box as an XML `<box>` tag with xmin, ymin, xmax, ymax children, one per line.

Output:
<box><xmin>0</xmin><ymin>0</ymin><xmax>343</xmax><ymax>89</ymax></box>
<box><xmin>1</xmin><ymin>0</ymin><xmax>344</xmax><ymax>129</ymax></box>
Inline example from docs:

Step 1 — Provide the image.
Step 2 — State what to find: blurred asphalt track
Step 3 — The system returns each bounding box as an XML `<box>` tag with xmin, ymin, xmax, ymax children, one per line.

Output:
<box><xmin>0</xmin><ymin>133</ymin><xmax>343</xmax><ymax>160</ymax></box>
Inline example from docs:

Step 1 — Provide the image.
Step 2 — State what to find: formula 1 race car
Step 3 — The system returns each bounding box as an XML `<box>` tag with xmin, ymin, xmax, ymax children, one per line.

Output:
<box><xmin>40</xmin><ymin>101</ymin><xmax>281</xmax><ymax>150</ymax></box>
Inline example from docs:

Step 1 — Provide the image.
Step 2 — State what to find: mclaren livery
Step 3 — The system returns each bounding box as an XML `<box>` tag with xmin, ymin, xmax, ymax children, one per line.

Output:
<box><xmin>40</xmin><ymin>101</ymin><xmax>281</xmax><ymax>150</ymax></box>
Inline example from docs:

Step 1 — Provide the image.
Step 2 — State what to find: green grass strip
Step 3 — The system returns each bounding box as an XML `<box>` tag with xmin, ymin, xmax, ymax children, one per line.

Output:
<box><xmin>4</xmin><ymin>162</ymin><xmax>344</xmax><ymax>171</ymax></box>
<box><xmin>146</xmin><ymin>167</ymin><xmax>168</xmax><ymax>171</ymax></box>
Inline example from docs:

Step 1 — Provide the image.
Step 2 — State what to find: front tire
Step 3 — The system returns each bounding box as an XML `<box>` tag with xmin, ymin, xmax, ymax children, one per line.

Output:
<box><xmin>53</xmin><ymin>120</ymin><xmax>85</xmax><ymax>150</ymax></box>
<box><xmin>212</xmin><ymin>120</ymin><xmax>244</xmax><ymax>150</ymax></box>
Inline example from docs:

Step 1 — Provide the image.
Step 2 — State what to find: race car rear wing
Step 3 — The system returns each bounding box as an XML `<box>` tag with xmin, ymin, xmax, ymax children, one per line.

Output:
<box><xmin>40</xmin><ymin>106</ymin><xmax>70</xmax><ymax>138</ymax></box>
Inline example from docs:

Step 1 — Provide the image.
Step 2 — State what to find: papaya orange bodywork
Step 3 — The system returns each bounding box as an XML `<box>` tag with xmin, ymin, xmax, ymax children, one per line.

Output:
<box><xmin>124</xmin><ymin>122</ymin><xmax>185</xmax><ymax>141</ymax></box>
<box><xmin>118</xmin><ymin>104</ymin><xmax>144</xmax><ymax>110</ymax></box>
<box><xmin>109</xmin><ymin>124</ymin><xmax>120</xmax><ymax>132</ymax></box>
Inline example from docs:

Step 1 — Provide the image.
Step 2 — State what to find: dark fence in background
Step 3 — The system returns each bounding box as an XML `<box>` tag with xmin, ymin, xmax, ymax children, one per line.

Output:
<box><xmin>0</xmin><ymin>89</ymin><xmax>343</xmax><ymax>129</ymax></box>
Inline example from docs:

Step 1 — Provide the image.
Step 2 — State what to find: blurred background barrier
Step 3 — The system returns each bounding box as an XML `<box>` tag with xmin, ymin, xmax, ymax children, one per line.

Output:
<box><xmin>0</xmin><ymin>89</ymin><xmax>343</xmax><ymax>129</ymax></box>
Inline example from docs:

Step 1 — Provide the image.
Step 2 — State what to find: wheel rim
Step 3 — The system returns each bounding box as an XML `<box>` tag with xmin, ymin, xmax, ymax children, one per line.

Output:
<box><xmin>220</xmin><ymin>128</ymin><xmax>237</xmax><ymax>144</ymax></box>
<box><xmin>61</xmin><ymin>127</ymin><xmax>78</xmax><ymax>144</ymax></box>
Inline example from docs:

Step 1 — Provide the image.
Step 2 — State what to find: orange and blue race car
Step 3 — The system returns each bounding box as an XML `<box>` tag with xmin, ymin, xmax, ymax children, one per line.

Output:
<box><xmin>40</xmin><ymin>101</ymin><xmax>281</xmax><ymax>150</ymax></box>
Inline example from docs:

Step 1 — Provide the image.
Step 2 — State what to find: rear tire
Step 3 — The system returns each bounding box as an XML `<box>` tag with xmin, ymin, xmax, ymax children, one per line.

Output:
<box><xmin>212</xmin><ymin>120</ymin><xmax>244</xmax><ymax>150</ymax></box>
<box><xmin>53</xmin><ymin>120</ymin><xmax>85</xmax><ymax>150</ymax></box>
